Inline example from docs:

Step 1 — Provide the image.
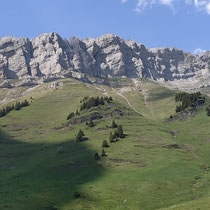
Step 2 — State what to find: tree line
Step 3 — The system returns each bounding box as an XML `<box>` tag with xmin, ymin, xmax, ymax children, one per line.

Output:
<box><xmin>80</xmin><ymin>96</ymin><xmax>112</xmax><ymax>111</ymax></box>
<box><xmin>67</xmin><ymin>96</ymin><xmax>113</xmax><ymax>120</ymax></box>
<box><xmin>0</xmin><ymin>100</ymin><xmax>29</xmax><ymax>118</ymax></box>
<box><xmin>175</xmin><ymin>92</ymin><xmax>205</xmax><ymax>113</ymax></box>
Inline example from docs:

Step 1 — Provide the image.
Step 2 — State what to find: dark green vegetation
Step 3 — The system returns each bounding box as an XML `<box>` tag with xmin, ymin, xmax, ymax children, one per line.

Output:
<box><xmin>80</xmin><ymin>96</ymin><xmax>112</xmax><ymax>111</ymax></box>
<box><xmin>175</xmin><ymin>92</ymin><xmax>205</xmax><ymax>113</ymax></box>
<box><xmin>0</xmin><ymin>99</ymin><xmax>29</xmax><ymax>118</ymax></box>
<box><xmin>0</xmin><ymin>78</ymin><xmax>210</xmax><ymax>209</ymax></box>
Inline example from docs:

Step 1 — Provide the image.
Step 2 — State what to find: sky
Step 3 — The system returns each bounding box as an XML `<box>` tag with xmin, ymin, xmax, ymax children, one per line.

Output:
<box><xmin>0</xmin><ymin>0</ymin><xmax>210</xmax><ymax>53</ymax></box>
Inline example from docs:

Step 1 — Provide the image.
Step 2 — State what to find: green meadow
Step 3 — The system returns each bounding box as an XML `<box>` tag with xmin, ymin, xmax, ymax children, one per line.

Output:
<box><xmin>0</xmin><ymin>78</ymin><xmax>210</xmax><ymax>210</ymax></box>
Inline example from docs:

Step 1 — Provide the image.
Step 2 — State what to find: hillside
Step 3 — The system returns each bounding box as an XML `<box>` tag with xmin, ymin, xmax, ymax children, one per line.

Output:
<box><xmin>0</xmin><ymin>78</ymin><xmax>210</xmax><ymax>209</ymax></box>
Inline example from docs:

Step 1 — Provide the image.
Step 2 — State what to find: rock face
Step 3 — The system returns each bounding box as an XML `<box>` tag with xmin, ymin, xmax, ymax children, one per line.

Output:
<box><xmin>0</xmin><ymin>32</ymin><xmax>210</xmax><ymax>88</ymax></box>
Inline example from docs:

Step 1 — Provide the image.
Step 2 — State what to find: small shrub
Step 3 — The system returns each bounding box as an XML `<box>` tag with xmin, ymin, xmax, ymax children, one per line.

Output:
<box><xmin>74</xmin><ymin>192</ymin><xmax>81</xmax><ymax>198</ymax></box>
<box><xmin>88</xmin><ymin>119</ymin><xmax>95</xmax><ymax>127</ymax></box>
<box><xmin>57</xmin><ymin>146</ymin><xmax>63</xmax><ymax>154</ymax></box>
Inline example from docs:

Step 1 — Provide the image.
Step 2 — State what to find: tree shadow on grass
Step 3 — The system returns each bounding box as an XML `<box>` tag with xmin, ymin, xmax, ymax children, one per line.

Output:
<box><xmin>0</xmin><ymin>128</ymin><xmax>105</xmax><ymax>210</ymax></box>
<box><xmin>147</xmin><ymin>89</ymin><xmax>174</xmax><ymax>102</ymax></box>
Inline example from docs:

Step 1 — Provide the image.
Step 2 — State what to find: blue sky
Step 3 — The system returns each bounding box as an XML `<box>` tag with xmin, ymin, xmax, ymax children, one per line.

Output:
<box><xmin>0</xmin><ymin>0</ymin><xmax>210</xmax><ymax>53</ymax></box>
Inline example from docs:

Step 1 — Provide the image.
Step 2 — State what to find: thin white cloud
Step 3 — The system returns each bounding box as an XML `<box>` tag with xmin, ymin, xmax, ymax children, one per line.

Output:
<box><xmin>193</xmin><ymin>48</ymin><xmax>206</xmax><ymax>54</ymax></box>
<box><xmin>135</xmin><ymin>0</ymin><xmax>174</xmax><ymax>13</ymax></box>
<box><xmin>184</xmin><ymin>0</ymin><xmax>210</xmax><ymax>14</ymax></box>
<box><xmin>206</xmin><ymin>2</ymin><xmax>210</xmax><ymax>14</ymax></box>
<box><xmin>123</xmin><ymin>0</ymin><xmax>210</xmax><ymax>15</ymax></box>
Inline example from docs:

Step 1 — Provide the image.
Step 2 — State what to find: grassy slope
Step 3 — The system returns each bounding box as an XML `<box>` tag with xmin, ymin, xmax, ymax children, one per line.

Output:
<box><xmin>0</xmin><ymin>78</ymin><xmax>209</xmax><ymax>210</ymax></box>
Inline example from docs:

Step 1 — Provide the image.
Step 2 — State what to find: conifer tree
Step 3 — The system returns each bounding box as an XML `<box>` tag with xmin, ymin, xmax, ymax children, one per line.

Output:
<box><xmin>14</xmin><ymin>102</ymin><xmax>21</xmax><ymax>110</ymax></box>
<box><xmin>102</xmin><ymin>140</ymin><xmax>109</xmax><ymax>148</ymax></box>
<box><xmin>99</xmin><ymin>97</ymin><xmax>105</xmax><ymax>105</ymax></box>
<box><xmin>117</xmin><ymin>125</ymin><xmax>124</xmax><ymax>138</ymax></box>
<box><xmin>101</xmin><ymin>149</ymin><xmax>106</xmax><ymax>157</ymax></box>
<box><xmin>76</xmin><ymin>129</ymin><xmax>85</xmax><ymax>142</ymax></box>
<box><xmin>113</xmin><ymin>130</ymin><xmax>118</xmax><ymax>138</ymax></box>
<box><xmin>21</xmin><ymin>100</ymin><xmax>29</xmax><ymax>107</ymax></box>
<box><xmin>109</xmin><ymin>132</ymin><xmax>114</xmax><ymax>143</ymax></box>
<box><xmin>94</xmin><ymin>152</ymin><xmax>100</xmax><ymax>160</ymax></box>
<box><xmin>67</xmin><ymin>112</ymin><xmax>74</xmax><ymax>120</ymax></box>
<box><xmin>111</xmin><ymin>120</ymin><xmax>117</xmax><ymax>128</ymax></box>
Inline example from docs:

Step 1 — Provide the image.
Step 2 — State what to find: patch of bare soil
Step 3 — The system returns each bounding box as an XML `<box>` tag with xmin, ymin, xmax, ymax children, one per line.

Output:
<box><xmin>95</xmin><ymin>127</ymin><xmax>108</xmax><ymax>132</ymax></box>
<box><xmin>162</xmin><ymin>144</ymin><xmax>180</xmax><ymax>149</ymax></box>
<box><xmin>206</xmin><ymin>139</ymin><xmax>210</xmax><ymax>143</ymax></box>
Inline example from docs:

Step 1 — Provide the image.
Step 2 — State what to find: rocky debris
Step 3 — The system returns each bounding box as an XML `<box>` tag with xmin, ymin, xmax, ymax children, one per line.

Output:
<box><xmin>16</xmin><ymin>77</ymin><xmax>38</xmax><ymax>87</ymax></box>
<box><xmin>68</xmin><ymin>112</ymin><xmax>103</xmax><ymax>125</ymax></box>
<box><xmin>0</xmin><ymin>80</ymin><xmax>13</xmax><ymax>88</ymax></box>
<box><xmin>49</xmin><ymin>81</ymin><xmax>63</xmax><ymax>89</ymax></box>
<box><xmin>163</xmin><ymin>144</ymin><xmax>180</xmax><ymax>149</ymax></box>
<box><xmin>169</xmin><ymin>107</ymin><xmax>196</xmax><ymax>121</ymax></box>
<box><xmin>68</xmin><ymin>108</ymin><xmax>124</xmax><ymax>126</ymax></box>
<box><xmin>0</xmin><ymin>32</ymin><xmax>210</xmax><ymax>88</ymax></box>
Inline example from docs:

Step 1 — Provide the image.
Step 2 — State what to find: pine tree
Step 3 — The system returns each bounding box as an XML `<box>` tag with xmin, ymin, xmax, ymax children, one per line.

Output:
<box><xmin>14</xmin><ymin>102</ymin><xmax>21</xmax><ymax>110</ymax></box>
<box><xmin>102</xmin><ymin>140</ymin><xmax>109</xmax><ymax>148</ymax></box>
<box><xmin>94</xmin><ymin>152</ymin><xmax>100</xmax><ymax>160</ymax></box>
<box><xmin>99</xmin><ymin>97</ymin><xmax>105</xmax><ymax>105</ymax></box>
<box><xmin>111</xmin><ymin>120</ymin><xmax>117</xmax><ymax>128</ymax></box>
<box><xmin>0</xmin><ymin>108</ymin><xmax>6</xmax><ymax>117</ymax></box>
<box><xmin>76</xmin><ymin>129</ymin><xmax>85</xmax><ymax>142</ymax></box>
<box><xmin>21</xmin><ymin>100</ymin><xmax>29</xmax><ymax>107</ymax></box>
<box><xmin>117</xmin><ymin>125</ymin><xmax>124</xmax><ymax>138</ymax></box>
<box><xmin>109</xmin><ymin>132</ymin><xmax>114</xmax><ymax>143</ymax></box>
<box><xmin>67</xmin><ymin>112</ymin><xmax>74</xmax><ymax>120</ymax></box>
<box><xmin>113</xmin><ymin>130</ymin><xmax>118</xmax><ymax>138</ymax></box>
<box><xmin>101</xmin><ymin>149</ymin><xmax>106</xmax><ymax>157</ymax></box>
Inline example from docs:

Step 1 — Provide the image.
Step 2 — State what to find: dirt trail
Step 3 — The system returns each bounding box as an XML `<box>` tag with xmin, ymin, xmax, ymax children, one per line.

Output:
<box><xmin>182</xmin><ymin>143</ymin><xmax>209</xmax><ymax>200</ymax></box>
<box><xmin>0</xmin><ymin>85</ymin><xmax>40</xmax><ymax>106</ymax></box>
<box><xmin>131</xmin><ymin>79</ymin><xmax>154</xmax><ymax>116</ymax></box>
<box><xmin>183</xmin><ymin>144</ymin><xmax>202</xmax><ymax>162</ymax></box>
<box><xmin>0</xmin><ymin>89</ymin><xmax>17</xmax><ymax>106</ymax></box>
<box><xmin>94</xmin><ymin>85</ymin><xmax>109</xmax><ymax>97</ymax></box>
<box><xmin>111</xmin><ymin>87</ymin><xmax>142</xmax><ymax>115</ymax></box>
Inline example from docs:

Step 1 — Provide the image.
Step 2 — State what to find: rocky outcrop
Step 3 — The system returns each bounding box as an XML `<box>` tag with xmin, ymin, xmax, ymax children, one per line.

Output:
<box><xmin>0</xmin><ymin>32</ymin><xmax>210</xmax><ymax>88</ymax></box>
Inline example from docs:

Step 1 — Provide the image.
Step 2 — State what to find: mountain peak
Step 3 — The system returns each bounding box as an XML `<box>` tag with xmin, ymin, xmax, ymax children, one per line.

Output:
<box><xmin>0</xmin><ymin>33</ymin><xmax>210</xmax><ymax>89</ymax></box>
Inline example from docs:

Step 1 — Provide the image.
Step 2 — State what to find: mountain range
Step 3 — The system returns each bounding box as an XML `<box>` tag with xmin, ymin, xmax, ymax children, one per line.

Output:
<box><xmin>1</xmin><ymin>32</ymin><xmax>210</xmax><ymax>89</ymax></box>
